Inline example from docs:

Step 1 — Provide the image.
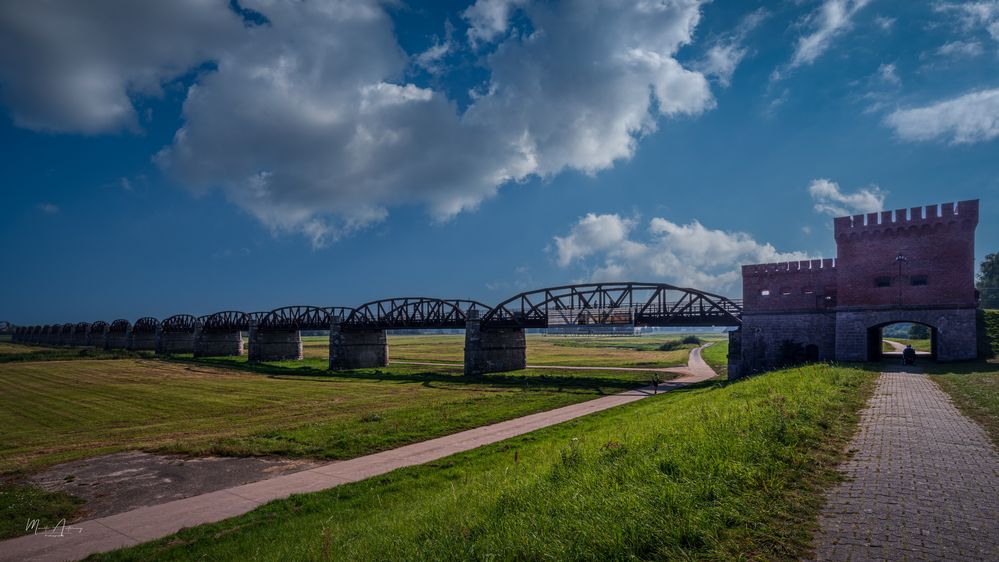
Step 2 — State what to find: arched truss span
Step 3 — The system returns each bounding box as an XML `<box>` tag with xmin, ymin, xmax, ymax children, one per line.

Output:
<box><xmin>0</xmin><ymin>321</ymin><xmax>10</xmax><ymax>333</ymax></box>
<box><xmin>481</xmin><ymin>282</ymin><xmax>742</xmax><ymax>329</ymax></box>
<box><xmin>201</xmin><ymin>311</ymin><xmax>250</xmax><ymax>332</ymax></box>
<box><xmin>162</xmin><ymin>314</ymin><xmax>198</xmax><ymax>332</ymax></box>
<box><xmin>259</xmin><ymin>306</ymin><xmax>333</xmax><ymax>331</ymax></box>
<box><xmin>344</xmin><ymin>298</ymin><xmax>491</xmax><ymax>330</ymax></box>
<box><xmin>90</xmin><ymin>321</ymin><xmax>108</xmax><ymax>332</ymax></box>
<box><xmin>61</xmin><ymin>323</ymin><xmax>74</xmax><ymax>334</ymax></box>
<box><xmin>74</xmin><ymin>322</ymin><xmax>90</xmax><ymax>331</ymax></box>
<box><xmin>109</xmin><ymin>319</ymin><xmax>130</xmax><ymax>333</ymax></box>
<box><xmin>324</xmin><ymin>307</ymin><xmax>355</xmax><ymax>324</ymax></box>
<box><xmin>133</xmin><ymin>317</ymin><xmax>159</xmax><ymax>333</ymax></box>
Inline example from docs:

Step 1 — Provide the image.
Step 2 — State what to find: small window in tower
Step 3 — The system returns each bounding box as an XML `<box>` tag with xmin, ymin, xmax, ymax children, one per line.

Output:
<box><xmin>780</xmin><ymin>287</ymin><xmax>792</xmax><ymax>295</ymax></box>
<box><xmin>759</xmin><ymin>289</ymin><xmax>770</xmax><ymax>296</ymax></box>
<box><xmin>911</xmin><ymin>275</ymin><xmax>928</xmax><ymax>286</ymax></box>
<box><xmin>874</xmin><ymin>276</ymin><xmax>892</xmax><ymax>288</ymax></box>
<box><xmin>803</xmin><ymin>287</ymin><xmax>815</xmax><ymax>294</ymax></box>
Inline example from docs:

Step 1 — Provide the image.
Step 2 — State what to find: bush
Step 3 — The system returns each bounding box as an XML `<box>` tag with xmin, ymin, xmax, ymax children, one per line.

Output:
<box><xmin>681</xmin><ymin>335</ymin><xmax>703</xmax><ymax>345</ymax></box>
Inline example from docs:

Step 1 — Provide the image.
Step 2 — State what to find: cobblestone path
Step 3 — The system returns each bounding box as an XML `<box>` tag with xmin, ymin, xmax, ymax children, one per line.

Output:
<box><xmin>813</xmin><ymin>370</ymin><xmax>999</xmax><ymax>561</ymax></box>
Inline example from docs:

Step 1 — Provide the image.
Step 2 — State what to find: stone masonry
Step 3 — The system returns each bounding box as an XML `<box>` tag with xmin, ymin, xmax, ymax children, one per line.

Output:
<box><xmin>464</xmin><ymin>318</ymin><xmax>526</xmax><ymax>375</ymax></box>
<box><xmin>329</xmin><ymin>325</ymin><xmax>388</xmax><ymax>370</ymax></box>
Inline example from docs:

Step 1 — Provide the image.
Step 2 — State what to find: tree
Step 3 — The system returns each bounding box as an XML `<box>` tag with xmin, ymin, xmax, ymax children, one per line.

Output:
<box><xmin>978</xmin><ymin>253</ymin><xmax>999</xmax><ymax>309</ymax></box>
<box><xmin>908</xmin><ymin>324</ymin><xmax>930</xmax><ymax>340</ymax></box>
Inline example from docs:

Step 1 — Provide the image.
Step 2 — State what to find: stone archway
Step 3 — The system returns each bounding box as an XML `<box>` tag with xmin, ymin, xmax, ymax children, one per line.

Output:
<box><xmin>835</xmin><ymin>307</ymin><xmax>976</xmax><ymax>362</ymax></box>
<box><xmin>865</xmin><ymin>321</ymin><xmax>938</xmax><ymax>362</ymax></box>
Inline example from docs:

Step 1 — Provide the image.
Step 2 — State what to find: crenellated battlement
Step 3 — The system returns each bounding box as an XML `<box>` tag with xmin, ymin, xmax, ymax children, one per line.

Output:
<box><xmin>743</xmin><ymin>258</ymin><xmax>836</xmax><ymax>276</ymax></box>
<box><xmin>833</xmin><ymin>199</ymin><xmax>979</xmax><ymax>238</ymax></box>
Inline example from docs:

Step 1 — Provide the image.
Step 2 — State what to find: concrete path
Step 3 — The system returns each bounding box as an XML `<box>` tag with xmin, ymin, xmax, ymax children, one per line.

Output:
<box><xmin>813</xmin><ymin>369</ymin><xmax>999</xmax><ymax>561</ymax></box>
<box><xmin>0</xmin><ymin>346</ymin><xmax>718</xmax><ymax>561</ymax></box>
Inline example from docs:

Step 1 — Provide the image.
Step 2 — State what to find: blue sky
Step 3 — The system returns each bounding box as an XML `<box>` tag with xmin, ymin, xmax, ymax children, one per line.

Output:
<box><xmin>1</xmin><ymin>0</ymin><xmax>997</xmax><ymax>324</ymax></box>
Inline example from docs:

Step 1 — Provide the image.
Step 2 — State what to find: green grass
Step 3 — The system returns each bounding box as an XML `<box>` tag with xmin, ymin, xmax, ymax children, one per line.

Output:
<box><xmin>700</xmin><ymin>340</ymin><xmax>729</xmax><ymax>380</ymax></box>
<box><xmin>305</xmin><ymin>334</ymin><xmax>715</xmax><ymax>368</ymax></box>
<box><xmin>95</xmin><ymin>364</ymin><xmax>876</xmax><ymax>561</ymax></box>
<box><xmin>0</xmin><ymin>342</ymin><xmax>150</xmax><ymax>363</ymax></box>
<box><xmin>880</xmin><ymin>338</ymin><xmax>931</xmax><ymax>352</ymax></box>
<box><xmin>0</xmin><ymin>482</ymin><xmax>84</xmax><ymax>540</ymax></box>
<box><xmin>0</xmin><ymin>357</ymin><xmax>658</xmax><ymax>475</ymax></box>
<box><xmin>927</xmin><ymin>359</ymin><xmax>999</xmax><ymax>446</ymax></box>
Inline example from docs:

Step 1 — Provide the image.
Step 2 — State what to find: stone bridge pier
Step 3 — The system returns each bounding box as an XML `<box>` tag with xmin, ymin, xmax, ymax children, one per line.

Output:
<box><xmin>248</xmin><ymin>326</ymin><xmax>302</xmax><ymax>362</ymax></box>
<box><xmin>329</xmin><ymin>324</ymin><xmax>388</xmax><ymax>370</ymax></box>
<box><xmin>88</xmin><ymin>327</ymin><xmax>108</xmax><ymax>348</ymax></box>
<box><xmin>107</xmin><ymin>329</ymin><xmax>130</xmax><ymax>350</ymax></box>
<box><xmin>194</xmin><ymin>328</ymin><xmax>244</xmax><ymax>357</ymax></box>
<box><xmin>158</xmin><ymin>331</ymin><xmax>196</xmax><ymax>355</ymax></box>
<box><xmin>71</xmin><ymin>328</ymin><xmax>89</xmax><ymax>346</ymax></box>
<box><xmin>463</xmin><ymin>319</ymin><xmax>526</xmax><ymax>376</ymax></box>
<box><xmin>129</xmin><ymin>329</ymin><xmax>159</xmax><ymax>351</ymax></box>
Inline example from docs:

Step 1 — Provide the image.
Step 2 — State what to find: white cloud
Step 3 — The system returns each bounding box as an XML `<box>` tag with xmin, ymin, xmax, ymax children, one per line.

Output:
<box><xmin>0</xmin><ymin>0</ymin><xmax>715</xmax><ymax>245</ymax></box>
<box><xmin>787</xmin><ymin>0</ymin><xmax>872</xmax><ymax>70</ymax></box>
<box><xmin>553</xmin><ymin>213</ymin><xmax>635</xmax><ymax>267</ymax></box>
<box><xmin>697</xmin><ymin>8</ymin><xmax>768</xmax><ymax>88</ymax></box>
<box><xmin>37</xmin><ymin>203</ymin><xmax>59</xmax><ymax>215</ymax></box>
<box><xmin>874</xmin><ymin>16</ymin><xmax>896</xmax><ymax>31</ymax></box>
<box><xmin>884</xmin><ymin>88</ymin><xmax>999</xmax><ymax>144</ymax></box>
<box><xmin>808</xmin><ymin>178</ymin><xmax>886</xmax><ymax>216</ymax></box>
<box><xmin>0</xmin><ymin>0</ymin><xmax>245</xmax><ymax>134</ymax></box>
<box><xmin>553</xmin><ymin>213</ymin><xmax>808</xmax><ymax>293</ymax></box>
<box><xmin>876</xmin><ymin>63</ymin><xmax>900</xmax><ymax>86</ymax></box>
<box><xmin>936</xmin><ymin>40</ymin><xmax>985</xmax><ymax>58</ymax></box>
<box><xmin>935</xmin><ymin>1</ymin><xmax>999</xmax><ymax>43</ymax></box>
<box><xmin>463</xmin><ymin>0</ymin><xmax>528</xmax><ymax>46</ymax></box>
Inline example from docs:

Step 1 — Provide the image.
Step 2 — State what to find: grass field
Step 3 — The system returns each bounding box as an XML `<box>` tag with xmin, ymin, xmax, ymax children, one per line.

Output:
<box><xmin>881</xmin><ymin>338</ymin><xmax>932</xmax><ymax>352</ymax></box>
<box><xmin>928</xmin><ymin>360</ymin><xmax>999</xmax><ymax>446</ymax></box>
<box><xmin>0</xmin><ymin>358</ymin><xmax>663</xmax><ymax>476</ymax></box>
<box><xmin>94</xmin><ymin>363</ymin><xmax>876</xmax><ymax>561</ymax></box>
<box><xmin>299</xmin><ymin>334</ymin><xmax>718</xmax><ymax>368</ymax></box>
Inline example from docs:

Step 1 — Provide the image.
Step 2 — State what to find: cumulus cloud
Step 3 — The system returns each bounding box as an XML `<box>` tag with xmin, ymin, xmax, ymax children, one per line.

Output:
<box><xmin>697</xmin><ymin>8</ymin><xmax>768</xmax><ymax>87</ymax></box>
<box><xmin>0</xmin><ymin>0</ymin><xmax>716</xmax><ymax>245</ymax></box>
<box><xmin>553</xmin><ymin>213</ymin><xmax>636</xmax><ymax>267</ymax></box>
<box><xmin>463</xmin><ymin>0</ymin><xmax>528</xmax><ymax>46</ymax></box>
<box><xmin>553</xmin><ymin>213</ymin><xmax>808</xmax><ymax>292</ymax></box>
<box><xmin>786</xmin><ymin>0</ymin><xmax>872</xmax><ymax>71</ymax></box>
<box><xmin>0</xmin><ymin>0</ymin><xmax>245</xmax><ymax>133</ymax></box>
<box><xmin>808</xmin><ymin>178</ymin><xmax>886</xmax><ymax>216</ymax></box>
<box><xmin>884</xmin><ymin>88</ymin><xmax>999</xmax><ymax>144</ymax></box>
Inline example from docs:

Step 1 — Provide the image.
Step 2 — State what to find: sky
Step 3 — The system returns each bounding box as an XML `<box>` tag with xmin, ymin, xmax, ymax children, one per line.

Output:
<box><xmin>1</xmin><ymin>0</ymin><xmax>997</xmax><ymax>324</ymax></box>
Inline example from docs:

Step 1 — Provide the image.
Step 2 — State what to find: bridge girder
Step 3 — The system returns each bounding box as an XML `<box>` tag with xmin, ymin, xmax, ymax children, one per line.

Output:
<box><xmin>343</xmin><ymin>297</ymin><xmax>491</xmax><ymax>330</ymax></box>
<box><xmin>481</xmin><ymin>282</ymin><xmax>742</xmax><ymax>329</ymax></box>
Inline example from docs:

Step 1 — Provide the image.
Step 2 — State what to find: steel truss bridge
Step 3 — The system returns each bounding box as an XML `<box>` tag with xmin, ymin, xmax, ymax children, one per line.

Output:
<box><xmin>8</xmin><ymin>282</ymin><xmax>742</xmax><ymax>339</ymax></box>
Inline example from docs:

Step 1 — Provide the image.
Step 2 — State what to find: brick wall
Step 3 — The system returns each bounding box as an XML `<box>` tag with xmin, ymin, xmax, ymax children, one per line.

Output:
<box><xmin>834</xmin><ymin>200</ymin><xmax>978</xmax><ymax>308</ymax></box>
<box><xmin>742</xmin><ymin>259</ymin><xmax>838</xmax><ymax>312</ymax></box>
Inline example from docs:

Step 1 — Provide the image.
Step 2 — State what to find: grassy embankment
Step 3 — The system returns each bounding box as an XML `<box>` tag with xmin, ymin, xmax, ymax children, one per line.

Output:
<box><xmin>95</xmin><ymin>363</ymin><xmax>876</xmax><ymax>561</ymax></box>
<box><xmin>927</xmin><ymin>310</ymin><xmax>999</xmax><ymax>445</ymax></box>
<box><xmin>0</xmin><ymin>335</ymin><xmax>713</xmax><ymax>540</ymax></box>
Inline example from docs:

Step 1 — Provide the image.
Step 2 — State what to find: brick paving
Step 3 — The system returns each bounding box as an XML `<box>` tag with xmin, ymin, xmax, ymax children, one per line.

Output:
<box><xmin>813</xmin><ymin>369</ymin><xmax>999</xmax><ymax>561</ymax></box>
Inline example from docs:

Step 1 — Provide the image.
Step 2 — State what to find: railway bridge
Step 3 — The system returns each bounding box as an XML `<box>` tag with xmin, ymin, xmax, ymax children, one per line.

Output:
<box><xmin>6</xmin><ymin>282</ymin><xmax>743</xmax><ymax>376</ymax></box>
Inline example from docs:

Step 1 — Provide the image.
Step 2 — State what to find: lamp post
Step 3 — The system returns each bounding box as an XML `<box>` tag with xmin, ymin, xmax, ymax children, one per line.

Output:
<box><xmin>895</xmin><ymin>254</ymin><xmax>908</xmax><ymax>306</ymax></box>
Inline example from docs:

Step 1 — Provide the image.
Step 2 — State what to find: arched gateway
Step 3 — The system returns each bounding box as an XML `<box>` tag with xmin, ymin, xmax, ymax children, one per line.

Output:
<box><xmin>730</xmin><ymin>199</ymin><xmax>981</xmax><ymax>377</ymax></box>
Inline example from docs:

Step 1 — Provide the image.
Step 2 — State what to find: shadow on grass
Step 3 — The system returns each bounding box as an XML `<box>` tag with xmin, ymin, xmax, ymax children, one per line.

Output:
<box><xmin>0</xmin><ymin>347</ymin><xmax>153</xmax><ymax>363</ymax></box>
<box><xmin>166</xmin><ymin>355</ymin><xmax>652</xmax><ymax>395</ymax></box>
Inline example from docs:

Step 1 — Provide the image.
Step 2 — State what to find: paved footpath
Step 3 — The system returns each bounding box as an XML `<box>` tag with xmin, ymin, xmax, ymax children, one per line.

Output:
<box><xmin>0</xmin><ymin>346</ymin><xmax>717</xmax><ymax>562</ymax></box>
<box><xmin>813</xmin><ymin>369</ymin><xmax>999</xmax><ymax>561</ymax></box>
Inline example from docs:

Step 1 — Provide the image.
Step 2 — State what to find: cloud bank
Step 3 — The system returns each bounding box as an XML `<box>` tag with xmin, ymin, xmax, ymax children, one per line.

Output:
<box><xmin>553</xmin><ymin>213</ymin><xmax>808</xmax><ymax>292</ymax></box>
<box><xmin>808</xmin><ymin>178</ymin><xmax>886</xmax><ymax>216</ymax></box>
<box><xmin>0</xmin><ymin>0</ymin><xmax>716</xmax><ymax>247</ymax></box>
<box><xmin>884</xmin><ymin>88</ymin><xmax>999</xmax><ymax>144</ymax></box>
